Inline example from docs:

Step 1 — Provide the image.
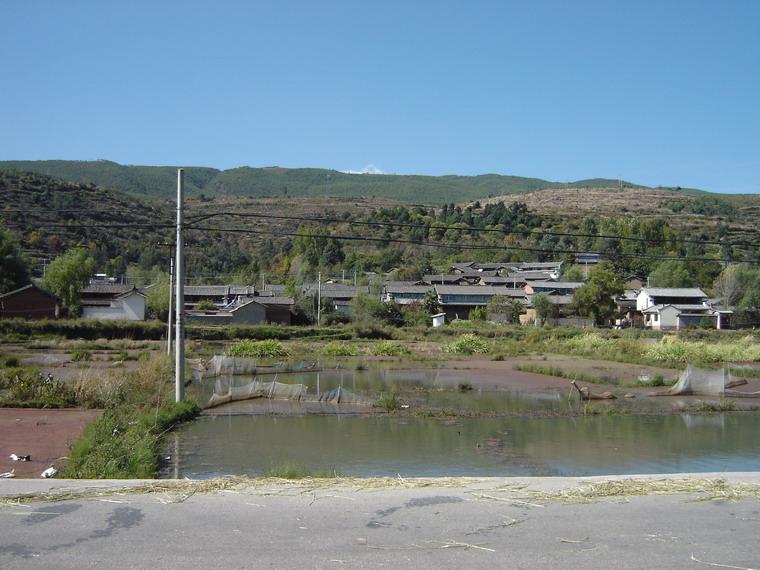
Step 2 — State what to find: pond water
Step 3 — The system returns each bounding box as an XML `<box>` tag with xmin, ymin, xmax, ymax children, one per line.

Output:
<box><xmin>165</xmin><ymin>362</ymin><xmax>760</xmax><ymax>478</ymax></box>
<box><xmin>162</xmin><ymin>413</ymin><xmax>760</xmax><ymax>478</ymax></box>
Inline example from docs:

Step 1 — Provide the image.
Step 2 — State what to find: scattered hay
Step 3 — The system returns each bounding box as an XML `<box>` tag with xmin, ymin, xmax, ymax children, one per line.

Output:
<box><xmin>512</xmin><ymin>478</ymin><xmax>760</xmax><ymax>503</ymax></box>
<box><xmin>0</xmin><ymin>476</ymin><xmax>481</xmax><ymax>505</ymax></box>
<box><xmin>4</xmin><ymin>476</ymin><xmax>759</xmax><ymax>506</ymax></box>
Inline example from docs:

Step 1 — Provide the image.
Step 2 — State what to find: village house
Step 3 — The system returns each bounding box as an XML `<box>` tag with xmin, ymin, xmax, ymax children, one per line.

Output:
<box><xmin>524</xmin><ymin>281</ymin><xmax>584</xmax><ymax>295</ymax></box>
<box><xmin>0</xmin><ymin>284</ymin><xmax>62</xmax><ymax>320</ymax></box>
<box><xmin>302</xmin><ymin>283</ymin><xmax>369</xmax><ymax>316</ymax></box>
<box><xmin>434</xmin><ymin>284</ymin><xmax>524</xmax><ymax>320</ymax></box>
<box><xmin>382</xmin><ymin>282</ymin><xmax>433</xmax><ymax>305</ymax></box>
<box><xmin>423</xmin><ymin>274</ymin><xmax>471</xmax><ymax>285</ymax></box>
<box><xmin>636</xmin><ymin>287</ymin><xmax>731</xmax><ymax>330</ymax></box>
<box><xmin>183</xmin><ymin>284</ymin><xmax>294</xmax><ymax>325</ymax></box>
<box><xmin>80</xmin><ymin>283</ymin><xmax>146</xmax><ymax>321</ymax></box>
<box><xmin>186</xmin><ymin>298</ymin><xmax>267</xmax><ymax>326</ymax></box>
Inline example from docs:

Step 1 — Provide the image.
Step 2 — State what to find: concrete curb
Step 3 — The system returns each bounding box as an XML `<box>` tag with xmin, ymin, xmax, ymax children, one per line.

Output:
<box><xmin>2</xmin><ymin>472</ymin><xmax>759</xmax><ymax>498</ymax></box>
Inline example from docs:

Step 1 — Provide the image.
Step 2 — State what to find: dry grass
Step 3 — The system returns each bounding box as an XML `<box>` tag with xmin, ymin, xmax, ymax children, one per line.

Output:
<box><xmin>4</xmin><ymin>476</ymin><xmax>760</xmax><ymax>505</ymax></box>
<box><xmin>486</xmin><ymin>477</ymin><xmax>760</xmax><ymax>504</ymax></box>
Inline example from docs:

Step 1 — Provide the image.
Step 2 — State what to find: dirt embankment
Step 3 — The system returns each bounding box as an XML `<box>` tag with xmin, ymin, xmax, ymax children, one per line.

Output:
<box><xmin>0</xmin><ymin>409</ymin><xmax>100</xmax><ymax>478</ymax></box>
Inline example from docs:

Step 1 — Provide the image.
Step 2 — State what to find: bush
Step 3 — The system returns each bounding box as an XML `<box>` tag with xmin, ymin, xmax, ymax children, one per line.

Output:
<box><xmin>370</xmin><ymin>341</ymin><xmax>410</xmax><ymax>356</ymax></box>
<box><xmin>469</xmin><ymin>306</ymin><xmax>486</xmax><ymax>321</ymax></box>
<box><xmin>0</xmin><ymin>369</ymin><xmax>77</xmax><ymax>407</ymax></box>
<box><xmin>320</xmin><ymin>342</ymin><xmax>359</xmax><ymax>357</ymax></box>
<box><xmin>62</xmin><ymin>400</ymin><xmax>200</xmax><ymax>479</ymax></box>
<box><xmin>444</xmin><ymin>333</ymin><xmax>490</xmax><ymax>355</ymax></box>
<box><xmin>194</xmin><ymin>299</ymin><xmax>216</xmax><ymax>311</ymax></box>
<box><xmin>351</xmin><ymin>324</ymin><xmax>394</xmax><ymax>339</ymax></box>
<box><xmin>0</xmin><ymin>353</ymin><xmax>19</xmax><ymax>368</ymax></box>
<box><xmin>225</xmin><ymin>339</ymin><xmax>290</xmax><ymax>359</ymax></box>
<box><xmin>71</xmin><ymin>349</ymin><xmax>92</xmax><ymax>362</ymax></box>
<box><xmin>374</xmin><ymin>392</ymin><xmax>402</xmax><ymax>411</ymax></box>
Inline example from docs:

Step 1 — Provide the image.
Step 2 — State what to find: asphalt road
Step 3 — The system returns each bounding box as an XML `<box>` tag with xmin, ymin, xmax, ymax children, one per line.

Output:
<box><xmin>1</xmin><ymin>474</ymin><xmax>759</xmax><ymax>569</ymax></box>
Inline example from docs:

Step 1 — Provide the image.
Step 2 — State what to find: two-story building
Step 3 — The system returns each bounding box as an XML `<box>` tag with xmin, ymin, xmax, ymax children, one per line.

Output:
<box><xmin>636</xmin><ymin>287</ymin><xmax>730</xmax><ymax>330</ymax></box>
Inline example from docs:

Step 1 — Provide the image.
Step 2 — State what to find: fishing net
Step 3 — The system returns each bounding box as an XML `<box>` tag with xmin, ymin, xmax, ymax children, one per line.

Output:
<box><xmin>318</xmin><ymin>385</ymin><xmax>374</xmax><ymax>405</ymax></box>
<box><xmin>191</xmin><ymin>356</ymin><xmax>319</xmax><ymax>380</ymax></box>
<box><xmin>206</xmin><ymin>378</ymin><xmax>307</xmax><ymax>408</ymax></box>
<box><xmin>653</xmin><ymin>365</ymin><xmax>751</xmax><ymax>396</ymax></box>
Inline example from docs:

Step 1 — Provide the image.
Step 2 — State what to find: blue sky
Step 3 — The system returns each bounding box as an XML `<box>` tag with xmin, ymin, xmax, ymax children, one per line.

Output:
<box><xmin>1</xmin><ymin>1</ymin><xmax>758</xmax><ymax>193</ymax></box>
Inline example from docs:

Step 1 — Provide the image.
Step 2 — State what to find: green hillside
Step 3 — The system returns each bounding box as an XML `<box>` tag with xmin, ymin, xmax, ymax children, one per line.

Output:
<box><xmin>0</xmin><ymin>160</ymin><xmax>218</xmax><ymax>200</ymax></box>
<box><xmin>0</xmin><ymin>160</ymin><xmax>639</xmax><ymax>204</ymax></box>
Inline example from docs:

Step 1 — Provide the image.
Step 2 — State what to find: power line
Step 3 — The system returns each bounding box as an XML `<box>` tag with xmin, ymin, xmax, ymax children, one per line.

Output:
<box><xmin>185</xmin><ymin>223</ymin><xmax>755</xmax><ymax>265</ymax></box>
<box><xmin>185</xmin><ymin>210</ymin><xmax>760</xmax><ymax>249</ymax></box>
<box><xmin>4</xmin><ymin>205</ymin><xmax>759</xmax><ymax>248</ymax></box>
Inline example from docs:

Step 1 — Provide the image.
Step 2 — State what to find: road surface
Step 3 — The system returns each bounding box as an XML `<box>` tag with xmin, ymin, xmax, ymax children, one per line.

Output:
<box><xmin>1</xmin><ymin>473</ymin><xmax>759</xmax><ymax>569</ymax></box>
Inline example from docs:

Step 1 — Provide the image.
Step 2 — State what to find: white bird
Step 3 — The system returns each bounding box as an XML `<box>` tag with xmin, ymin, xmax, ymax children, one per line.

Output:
<box><xmin>41</xmin><ymin>466</ymin><xmax>58</xmax><ymax>478</ymax></box>
<box><xmin>9</xmin><ymin>454</ymin><xmax>31</xmax><ymax>462</ymax></box>
<box><xmin>0</xmin><ymin>470</ymin><xmax>15</xmax><ymax>478</ymax></box>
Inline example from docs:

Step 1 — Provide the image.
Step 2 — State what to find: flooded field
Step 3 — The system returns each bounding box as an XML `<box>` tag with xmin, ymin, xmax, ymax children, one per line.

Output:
<box><xmin>162</xmin><ymin>413</ymin><xmax>760</xmax><ymax>478</ymax></box>
<box><xmin>164</xmin><ymin>361</ymin><xmax>760</xmax><ymax>478</ymax></box>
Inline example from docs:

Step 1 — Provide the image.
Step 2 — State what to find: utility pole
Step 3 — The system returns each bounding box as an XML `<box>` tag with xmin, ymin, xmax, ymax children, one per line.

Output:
<box><xmin>316</xmin><ymin>271</ymin><xmax>322</xmax><ymax>327</ymax></box>
<box><xmin>166</xmin><ymin>252</ymin><xmax>174</xmax><ymax>355</ymax></box>
<box><xmin>174</xmin><ymin>169</ymin><xmax>185</xmax><ymax>403</ymax></box>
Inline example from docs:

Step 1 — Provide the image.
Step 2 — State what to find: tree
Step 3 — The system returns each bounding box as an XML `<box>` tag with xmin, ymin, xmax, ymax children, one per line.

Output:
<box><xmin>648</xmin><ymin>260</ymin><xmax>695</xmax><ymax>288</ymax></box>
<box><xmin>572</xmin><ymin>262</ymin><xmax>624</xmax><ymax>326</ymax></box>
<box><xmin>146</xmin><ymin>271</ymin><xmax>171</xmax><ymax>320</ymax></box>
<box><xmin>0</xmin><ymin>229</ymin><xmax>29</xmax><ymax>294</ymax></box>
<box><xmin>560</xmin><ymin>265</ymin><xmax>586</xmax><ymax>283</ymax></box>
<box><xmin>532</xmin><ymin>293</ymin><xmax>553</xmax><ymax>326</ymax></box>
<box><xmin>42</xmin><ymin>249</ymin><xmax>95</xmax><ymax>315</ymax></box>
<box><xmin>712</xmin><ymin>265</ymin><xmax>742</xmax><ymax>309</ymax></box>
<box><xmin>421</xmin><ymin>289</ymin><xmax>440</xmax><ymax>315</ymax></box>
<box><xmin>735</xmin><ymin>268</ymin><xmax>760</xmax><ymax>325</ymax></box>
<box><xmin>487</xmin><ymin>295</ymin><xmax>522</xmax><ymax>324</ymax></box>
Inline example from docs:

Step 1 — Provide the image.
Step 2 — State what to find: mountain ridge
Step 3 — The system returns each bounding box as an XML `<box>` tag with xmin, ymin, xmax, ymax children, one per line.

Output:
<box><xmin>0</xmin><ymin>159</ymin><xmax>713</xmax><ymax>204</ymax></box>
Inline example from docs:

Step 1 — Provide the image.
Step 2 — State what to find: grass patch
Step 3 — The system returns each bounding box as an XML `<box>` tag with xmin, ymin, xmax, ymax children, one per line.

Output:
<box><xmin>320</xmin><ymin>341</ymin><xmax>359</xmax><ymax>357</ymax></box>
<box><xmin>61</xmin><ymin>355</ymin><xmax>201</xmax><ymax>478</ymax></box>
<box><xmin>62</xmin><ymin>400</ymin><xmax>200</xmax><ymax>478</ymax></box>
<box><xmin>225</xmin><ymin>339</ymin><xmax>290</xmax><ymax>358</ymax></box>
<box><xmin>0</xmin><ymin>353</ymin><xmax>20</xmax><ymax>368</ymax></box>
<box><xmin>374</xmin><ymin>392</ymin><xmax>403</xmax><ymax>411</ymax></box>
<box><xmin>71</xmin><ymin>349</ymin><xmax>92</xmax><ymax>362</ymax></box>
<box><xmin>370</xmin><ymin>341</ymin><xmax>410</xmax><ymax>356</ymax></box>
<box><xmin>0</xmin><ymin>367</ymin><xmax>77</xmax><ymax>408</ymax></box>
<box><xmin>444</xmin><ymin>334</ymin><xmax>490</xmax><ymax>355</ymax></box>
<box><xmin>689</xmin><ymin>400</ymin><xmax>738</xmax><ymax>412</ymax></box>
<box><xmin>513</xmin><ymin>363</ymin><xmax>611</xmax><ymax>385</ymax></box>
<box><xmin>264</xmin><ymin>462</ymin><xmax>341</xmax><ymax>479</ymax></box>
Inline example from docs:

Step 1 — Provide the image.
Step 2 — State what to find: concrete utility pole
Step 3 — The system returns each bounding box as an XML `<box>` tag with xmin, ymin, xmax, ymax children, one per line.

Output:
<box><xmin>166</xmin><ymin>252</ymin><xmax>174</xmax><ymax>355</ymax></box>
<box><xmin>175</xmin><ymin>169</ymin><xmax>185</xmax><ymax>402</ymax></box>
<box><xmin>316</xmin><ymin>271</ymin><xmax>322</xmax><ymax>327</ymax></box>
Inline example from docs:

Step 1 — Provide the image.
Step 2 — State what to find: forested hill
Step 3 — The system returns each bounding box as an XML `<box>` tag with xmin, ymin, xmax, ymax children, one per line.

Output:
<box><xmin>0</xmin><ymin>159</ymin><xmax>647</xmax><ymax>204</ymax></box>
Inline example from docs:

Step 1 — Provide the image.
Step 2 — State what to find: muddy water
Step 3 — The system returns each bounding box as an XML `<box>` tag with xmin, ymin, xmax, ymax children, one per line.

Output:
<box><xmin>166</xmin><ymin>363</ymin><xmax>760</xmax><ymax>478</ymax></box>
<box><xmin>162</xmin><ymin>411</ymin><xmax>760</xmax><ymax>479</ymax></box>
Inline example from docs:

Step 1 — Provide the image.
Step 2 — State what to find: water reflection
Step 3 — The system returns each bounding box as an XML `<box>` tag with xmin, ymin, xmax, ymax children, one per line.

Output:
<box><xmin>162</xmin><ymin>412</ymin><xmax>760</xmax><ymax>479</ymax></box>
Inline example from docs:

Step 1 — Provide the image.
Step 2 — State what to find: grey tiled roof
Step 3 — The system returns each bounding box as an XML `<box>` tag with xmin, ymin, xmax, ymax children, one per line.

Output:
<box><xmin>255</xmin><ymin>296</ymin><xmax>295</xmax><ymax>306</ymax></box>
<box><xmin>642</xmin><ymin>288</ymin><xmax>707</xmax><ymax>298</ymax></box>
<box><xmin>184</xmin><ymin>285</ymin><xmax>231</xmax><ymax>297</ymax></box>
<box><xmin>385</xmin><ymin>284</ymin><xmax>434</xmax><ymax>294</ymax></box>
<box><xmin>434</xmin><ymin>285</ymin><xmax>511</xmax><ymax>296</ymax></box>
<box><xmin>80</xmin><ymin>283</ymin><xmax>135</xmax><ymax>295</ymax></box>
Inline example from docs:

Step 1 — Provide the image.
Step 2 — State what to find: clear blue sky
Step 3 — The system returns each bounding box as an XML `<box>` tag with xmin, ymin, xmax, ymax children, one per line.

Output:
<box><xmin>2</xmin><ymin>1</ymin><xmax>758</xmax><ymax>193</ymax></box>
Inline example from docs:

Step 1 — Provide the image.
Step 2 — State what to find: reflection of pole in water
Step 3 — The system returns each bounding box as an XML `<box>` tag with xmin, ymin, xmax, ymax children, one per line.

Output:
<box><xmin>317</xmin><ymin>371</ymin><xmax>320</xmax><ymax>395</ymax></box>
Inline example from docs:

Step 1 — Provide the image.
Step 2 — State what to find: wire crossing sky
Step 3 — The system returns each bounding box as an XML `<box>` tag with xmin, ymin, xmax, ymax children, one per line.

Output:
<box><xmin>1</xmin><ymin>1</ymin><xmax>758</xmax><ymax>193</ymax></box>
